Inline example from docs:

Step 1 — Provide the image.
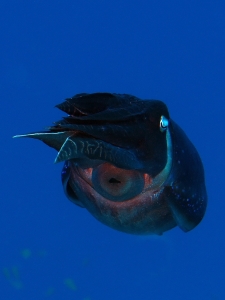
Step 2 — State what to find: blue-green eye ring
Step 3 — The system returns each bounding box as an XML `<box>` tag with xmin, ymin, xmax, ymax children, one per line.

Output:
<box><xmin>160</xmin><ymin>116</ymin><xmax>169</xmax><ymax>132</ymax></box>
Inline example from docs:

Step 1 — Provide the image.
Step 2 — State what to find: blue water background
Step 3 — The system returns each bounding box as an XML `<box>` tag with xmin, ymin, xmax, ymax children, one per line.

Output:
<box><xmin>1</xmin><ymin>1</ymin><xmax>224</xmax><ymax>299</ymax></box>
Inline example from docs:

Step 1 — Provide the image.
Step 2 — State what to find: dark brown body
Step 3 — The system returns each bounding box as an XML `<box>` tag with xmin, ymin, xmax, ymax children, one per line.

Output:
<box><xmin>14</xmin><ymin>93</ymin><xmax>207</xmax><ymax>235</ymax></box>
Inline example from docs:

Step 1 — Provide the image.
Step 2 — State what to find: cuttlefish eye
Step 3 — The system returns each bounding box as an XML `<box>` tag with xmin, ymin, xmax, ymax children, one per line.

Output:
<box><xmin>92</xmin><ymin>163</ymin><xmax>145</xmax><ymax>202</ymax></box>
<box><xmin>160</xmin><ymin>115</ymin><xmax>169</xmax><ymax>132</ymax></box>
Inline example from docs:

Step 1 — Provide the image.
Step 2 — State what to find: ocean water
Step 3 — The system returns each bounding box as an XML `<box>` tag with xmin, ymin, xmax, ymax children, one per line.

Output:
<box><xmin>1</xmin><ymin>1</ymin><xmax>224</xmax><ymax>299</ymax></box>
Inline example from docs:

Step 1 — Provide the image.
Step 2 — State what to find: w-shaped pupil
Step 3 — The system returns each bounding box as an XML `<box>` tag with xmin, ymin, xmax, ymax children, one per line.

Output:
<box><xmin>109</xmin><ymin>178</ymin><xmax>121</xmax><ymax>184</ymax></box>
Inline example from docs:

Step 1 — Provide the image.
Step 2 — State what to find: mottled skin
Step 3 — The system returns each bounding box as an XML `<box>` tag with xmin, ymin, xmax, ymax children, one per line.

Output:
<box><xmin>14</xmin><ymin>93</ymin><xmax>207</xmax><ymax>235</ymax></box>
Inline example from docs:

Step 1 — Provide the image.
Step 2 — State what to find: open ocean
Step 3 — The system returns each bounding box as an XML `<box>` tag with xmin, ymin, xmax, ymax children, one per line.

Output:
<box><xmin>1</xmin><ymin>1</ymin><xmax>224</xmax><ymax>299</ymax></box>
